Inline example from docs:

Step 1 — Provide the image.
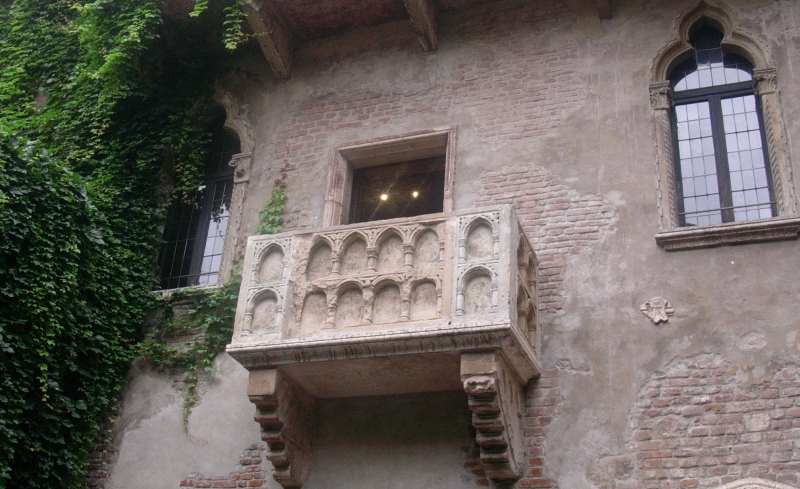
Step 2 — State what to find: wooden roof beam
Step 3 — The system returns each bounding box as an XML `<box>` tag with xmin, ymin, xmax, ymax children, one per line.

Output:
<box><xmin>597</xmin><ymin>0</ymin><xmax>612</xmax><ymax>19</ymax></box>
<box><xmin>404</xmin><ymin>0</ymin><xmax>438</xmax><ymax>51</ymax></box>
<box><xmin>245</xmin><ymin>0</ymin><xmax>292</xmax><ymax>79</ymax></box>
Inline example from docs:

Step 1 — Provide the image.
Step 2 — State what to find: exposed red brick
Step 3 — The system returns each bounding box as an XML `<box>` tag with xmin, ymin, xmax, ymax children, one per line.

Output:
<box><xmin>178</xmin><ymin>445</ymin><xmax>266</xmax><ymax>489</ymax></box>
<box><xmin>593</xmin><ymin>355</ymin><xmax>800</xmax><ymax>489</ymax></box>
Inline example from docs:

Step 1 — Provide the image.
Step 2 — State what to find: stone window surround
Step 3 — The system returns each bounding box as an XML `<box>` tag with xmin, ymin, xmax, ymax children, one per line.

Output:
<box><xmin>322</xmin><ymin>128</ymin><xmax>457</xmax><ymax>227</ymax></box>
<box><xmin>649</xmin><ymin>1</ymin><xmax>800</xmax><ymax>251</ymax></box>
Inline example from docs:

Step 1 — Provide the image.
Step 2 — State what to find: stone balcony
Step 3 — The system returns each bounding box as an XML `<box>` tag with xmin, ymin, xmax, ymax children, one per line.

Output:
<box><xmin>227</xmin><ymin>205</ymin><xmax>541</xmax><ymax>488</ymax></box>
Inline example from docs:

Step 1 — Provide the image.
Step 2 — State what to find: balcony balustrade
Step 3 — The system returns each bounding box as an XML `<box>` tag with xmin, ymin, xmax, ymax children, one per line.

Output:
<box><xmin>227</xmin><ymin>205</ymin><xmax>541</xmax><ymax>488</ymax></box>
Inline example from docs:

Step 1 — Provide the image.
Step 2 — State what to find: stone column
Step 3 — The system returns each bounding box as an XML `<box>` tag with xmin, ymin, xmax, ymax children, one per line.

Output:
<box><xmin>221</xmin><ymin>152</ymin><xmax>253</xmax><ymax>281</ymax></box>
<box><xmin>754</xmin><ymin>67</ymin><xmax>798</xmax><ymax>217</ymax></box>
<box><xmin>649</xmin><ymin>81</ymin><xmax>679</xmax><ymax>230</ymax></box>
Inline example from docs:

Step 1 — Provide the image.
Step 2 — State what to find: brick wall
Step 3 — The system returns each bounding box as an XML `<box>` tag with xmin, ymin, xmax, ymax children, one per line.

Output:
<box><xmin>474</xmin><ymin>165</ymin><xmax>615</xmax><ymax>313</ymax></box>
<box><xmin>593</xmin><ymin>354</ymin><xmax>800</xmax><ymax>489</ymax></box>
<box><xmin>520</xmin><ymin>368</ymin><xmax>562</xmax><ymax>489</ymax></box>
<box><xmin>257</xmin><ymin>0</ymin><xmax>588</xmax><ymax>231</ymax></box>
<box><xmin>179</xmin><ymin>444</ymin><xmax>266</xmax><ymax>489</ymax></box>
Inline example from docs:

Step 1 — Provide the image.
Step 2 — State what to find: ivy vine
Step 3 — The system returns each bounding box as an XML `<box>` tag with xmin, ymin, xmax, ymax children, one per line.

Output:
<box><xmin>0</xmin><ymin>1</ymin><xmax>251</xmax><ymax>487</ymax></box>
<box><xmin>137</xmin><ymin>273</ymin><xmax>242</xmax><ymax>428</ymax></box>
<box><xmin>137</xmin><ymin>182</ymin><xmax>286</xmax><ymax>427</ymax></box>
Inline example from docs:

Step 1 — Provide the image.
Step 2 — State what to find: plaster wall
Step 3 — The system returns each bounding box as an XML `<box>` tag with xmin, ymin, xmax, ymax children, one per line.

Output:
<box><xmin>105</xmin><ymin>0</ymin><xmax>800</xmax><ymax>488</ymax></box>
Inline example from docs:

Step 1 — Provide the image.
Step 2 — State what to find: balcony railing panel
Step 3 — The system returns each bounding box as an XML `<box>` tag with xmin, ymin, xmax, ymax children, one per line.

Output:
<box><xmin>228</xmin><ymin>205</ymin><xmax>539</xmax><ymax>376</ymax></box>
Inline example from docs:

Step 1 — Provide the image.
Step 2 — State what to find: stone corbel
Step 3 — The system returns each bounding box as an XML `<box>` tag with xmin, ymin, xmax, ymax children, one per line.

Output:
<box><xmin>248</xmin><ymin>369</ymin><xmax>315</xmax><ymax>489</ymax></box>
<box><xmin>230</xmin><ymin>152</ymin><xmax>253</xmax><ymax>184</ymax></box>
<box><xmin>461</xmin><ymin>352</ymin><xmax>526</xmax><ymax>487</ymax></box>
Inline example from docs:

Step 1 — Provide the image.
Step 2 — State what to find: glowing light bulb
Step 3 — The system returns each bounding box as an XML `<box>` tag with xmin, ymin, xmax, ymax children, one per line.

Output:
<box><xmin>379</xmin><ymin>193</ymin><xmax>389</xmax><ymax>201</ymax></box>
<box><xmin>411</xmin><ymin>190</ymin><xmax>419</xmax><ymax>199</ymax></box>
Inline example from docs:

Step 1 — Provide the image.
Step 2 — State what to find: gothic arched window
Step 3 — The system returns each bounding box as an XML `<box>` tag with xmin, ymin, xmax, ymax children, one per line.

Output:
<box><xmin>669</xmin><ymin>21</ymin><xmax>774</xmax><ymax>226</ymax></box>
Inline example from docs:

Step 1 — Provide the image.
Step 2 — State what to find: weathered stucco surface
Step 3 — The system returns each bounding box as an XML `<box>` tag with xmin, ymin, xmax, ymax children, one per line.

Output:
<box><xmin>105</xmin><ymin>355</ymin><xmax>261</xmax><ymax>489</ymax></box>
<box><xmin>104</xmin><ymin>0</ymin><xmax>800</xmax><ymax>488</ymax></box>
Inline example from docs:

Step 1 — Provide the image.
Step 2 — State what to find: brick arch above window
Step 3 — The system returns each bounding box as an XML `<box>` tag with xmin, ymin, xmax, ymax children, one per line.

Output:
<box><xmin>647</xmin><ymin>0</ymin><xmax>800</xmax><ymax>250</ymax></box>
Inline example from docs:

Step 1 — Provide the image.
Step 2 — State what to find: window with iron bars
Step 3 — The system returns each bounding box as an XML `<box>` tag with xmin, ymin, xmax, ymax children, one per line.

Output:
<box><xmin>157</xmin><ymin>128</ymin><xmax>239</xmax><ymax>289</ymax></box>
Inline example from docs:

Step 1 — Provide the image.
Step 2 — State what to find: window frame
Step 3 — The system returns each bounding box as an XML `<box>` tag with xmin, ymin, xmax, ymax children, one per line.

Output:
<box><xmin>670</xmin><ymin>80</ymin><xmax>776</xmax><ymax>226</ymax></box>
<box><xmin>649</xmin><ymin>5</ymin><xmax>800</xmax><ymax>250</ymax></box>
<box><xmin>323</xmin><ymin>128</ymin><xmax>456</xmax><ymax>227</ymax></box>
<box><xmin>158</xmin><ymin>131</ymin><xmax>238</xmax><ymax>290</ymax></box>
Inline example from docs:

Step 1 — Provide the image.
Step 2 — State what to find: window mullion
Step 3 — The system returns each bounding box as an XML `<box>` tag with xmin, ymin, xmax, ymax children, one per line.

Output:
<box><xmin>709</xmin><ymin>95</ymin><xmax>734</xmax><ymax>222</ymax></box>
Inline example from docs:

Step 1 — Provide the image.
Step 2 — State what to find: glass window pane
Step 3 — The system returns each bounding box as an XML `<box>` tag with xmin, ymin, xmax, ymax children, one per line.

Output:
<box><xmin>721</xmin><ymin>99</ymin><xmax>733</xmax><ymax>115</ymax></box>
<box><xmin>706</xmin><ymin>175</ymin><xmax>718</xmax><ymax>194</ymax></box>
<box><xmin>721</xmin><ymin>94</ymin><xmax>772</xmax><ymax>222</ymax></box>
<box><xmin>693</xmin><ymin>158</ymin><xmax>705</xmax><ymax>177</ymax></box>
<box><xmin>723</xmin><ymin>115</ymin><xmax>735</xmax><ymax>133</ymax></box>
<box><xmin>674</xmin><ymin>101</ymin><xmax>724</xmax><ymax>226</ymax></box>
<box><xmin>681</xmin><ymin>159</ymin><xmax>693</xmax><ymax>178</ymax></box>
<box><xmin>677</xmin><ymin>122</ymin><xmax>689</xmax><ymax>140</ymax></box>
<box><xmin>689</xmin><ymin>120</ymin><xmax>701</xmax><ymax>138</ymax></box>
<box><xmin>751</xmin><ymin>150</ymin><xmax>764</xmax><ymax>168</ymax></box>
<box><xmin>732</xmin><ymin>97</ymin><xmax>745</xmax><ymax>113</ymax></box>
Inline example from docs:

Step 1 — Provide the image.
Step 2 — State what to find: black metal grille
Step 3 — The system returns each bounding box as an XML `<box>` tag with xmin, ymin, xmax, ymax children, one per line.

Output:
<box><xmin>157</xmin><ymin>128</ymin><xmax>239</xmax><ymax>290</ymax></box>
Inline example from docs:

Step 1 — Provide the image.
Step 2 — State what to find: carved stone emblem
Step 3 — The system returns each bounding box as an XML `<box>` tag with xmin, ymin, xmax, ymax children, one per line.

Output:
<box><xmin>639</xmin><ymin>297</ymin><xmax>674</xmax><ymax>324</ymax></box>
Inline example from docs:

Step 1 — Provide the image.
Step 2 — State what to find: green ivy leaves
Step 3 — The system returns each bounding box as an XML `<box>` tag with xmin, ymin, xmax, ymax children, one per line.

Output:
<box><xmin>0</xmin><ymin>1</ymin><xmax>241</xmax><ymax>487</ymax></box>
<box><xmin>257</xmin><ymin>183</ymin><xmax>287</xmax><ymax>235</ymax></box>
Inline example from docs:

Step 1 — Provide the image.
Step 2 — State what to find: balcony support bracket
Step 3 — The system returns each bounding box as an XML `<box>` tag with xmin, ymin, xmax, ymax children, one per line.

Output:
<box><xmin>461</xmin><ymin>352</ymin><xmax>526</xmax><ymax>487</ymax></box>
<box><xmin>248</xmin><ymin>369</ymin><xmax>315</xmax><ymax>489</ymax></box>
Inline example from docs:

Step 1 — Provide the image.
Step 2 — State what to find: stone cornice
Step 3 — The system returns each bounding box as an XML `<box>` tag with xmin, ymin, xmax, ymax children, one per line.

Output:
<box><xmin>655</xmin><ymin>216</ymin><xmax>800</xmax><ymax>251</ymax></box>
<box><xmin>228</xmin><ymin>321</ymin><xmax>541</xmax><ymax>382</ymax></box>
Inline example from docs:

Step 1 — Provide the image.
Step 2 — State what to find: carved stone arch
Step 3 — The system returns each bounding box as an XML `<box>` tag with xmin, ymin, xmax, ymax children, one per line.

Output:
<box><xmin>338</xmin><ymin>231</ymin><xmax>369</xmax><ymax>275</ymax></box>
<box><xmin>374</xmin><ymin>228</ymin><xmax>405</xmax><ymax>273</ymax></box>
<box><xmin>256</xmin><ymin>243</ymin><xmax>286</xmax><ymax>283</ymax></box>
<box><xmin>370</xmin><ymin>274</ymin><xmax>405</xmax><ymax>289</ymax></box>
<box><xmin>214</xmin><ymin>87</ymin><xmax>254</xmax><ymax>154</ymax></box>
<box><xmin>650</xmin><ymin>0</ymin><xmax>770</xmax><ymax>82</ymax></box>
<box><xmin>375</xmin><ymin>227</ymin><xmax>404</xmax><ymax>247</ymax></box>
<box><xmin>648</xmin><ymin>0</ymin><xmax>799</xmax><ymax>240</ymax></box>
<box><xmin>464</xmin><ymin>215</ymin><xmax>495</xmax><ymax>237</ymax></box>
<box><xmin>214</xmin><ymin>87</ymin><xmax>256</xmax><ymax>279</ymax></box>
<box><xmin>371</xmin><ymin>276</ymin><xmax>404</xmax><ymax>323</ymax></box>
<box><xmin>338</xmin><ymin>230</ymin><xmax>369</xmax><ymax>253</ymax></box>
<box><xmin>298</xmin><ymin>287</ymin><xmax>328</xmax><ymax>334</ymax></box>
<box><xmin>243</xmin><ymin>288</ymin><xmax>282</xmax><ymax>334</ymax></box>
<box><xmin>411</xmin><ymin>226</ymin><xmax>442</xmax><ymax>267</ymax></box>
<box><xmin>410</xmin><ymin>224</ymin><xmax>439</xmax><ymax>245</ymax></box>
<box><xmin>333</xmin><ymin>281</ymin><xmax>365</xmax><ymax>327</ymax></box>
<box><xmin>409</xmin><ymin>277</ymin><xmax>441</xmax><ymax>320</ymax></box>
<box><xmin>305</xmin><ymin>237</ymin><xmax>334</xmax><ymax>281</ymax></box>
<box><xmin>464</xmin><ymin>217</ymin><xmax>497</xmax><ymax>261</ymax></box>
<box><xmin>712</xmin><ymin>478</ymin><xmax>800</xmax><ymax>489</ymax></box>
<box><xmin>457</xmin><ymin>265</ymin><xmax>497</xmax><ymax>316</ymax></box>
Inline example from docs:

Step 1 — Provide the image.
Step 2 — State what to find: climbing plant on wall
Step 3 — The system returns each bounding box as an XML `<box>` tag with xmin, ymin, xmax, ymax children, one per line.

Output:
<box><xmin>0</xmin><ymin>1</ymin><xmax>249</xmax><ymax>487</ymax></box>
<box><xmin>138</xmin><ymin>182</ymin><xmax>286</xmax><ymax>428</ymax></box>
